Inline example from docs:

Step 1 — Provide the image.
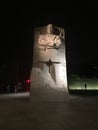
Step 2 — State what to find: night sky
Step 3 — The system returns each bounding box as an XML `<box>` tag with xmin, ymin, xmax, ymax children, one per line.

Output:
<box><xmin>0</xmin><ymin>2</ymin><xmax>98</xmax><ymax>82</ymax></box>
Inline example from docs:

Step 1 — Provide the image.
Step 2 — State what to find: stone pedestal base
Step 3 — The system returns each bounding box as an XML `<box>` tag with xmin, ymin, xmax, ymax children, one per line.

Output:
<box><xmin>30</xmin><ymin>87</ymin><xmax>69</xmax><ymax>102</ymax></box>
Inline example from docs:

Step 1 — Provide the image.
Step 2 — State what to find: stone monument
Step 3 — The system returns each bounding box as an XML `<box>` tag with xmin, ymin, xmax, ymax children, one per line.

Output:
<box><xmin>30</xmin><ymin>24</ymin><xmax>68</xmax><ymax>101</ymax></box>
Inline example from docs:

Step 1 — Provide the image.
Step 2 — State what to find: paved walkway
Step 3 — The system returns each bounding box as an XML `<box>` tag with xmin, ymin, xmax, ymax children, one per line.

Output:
<box><xmin>0</xmin><ymin>93</ymin><xmax>98</xmax><ymax>130</ymax></box>
<box><xmin>0</xmin><ymin>92</ymin><xmax>30</xmax><ymax>98</ymax></box>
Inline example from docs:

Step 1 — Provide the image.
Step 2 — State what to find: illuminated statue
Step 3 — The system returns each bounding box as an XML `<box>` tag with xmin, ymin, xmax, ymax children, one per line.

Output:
<box><xmin>30</xmin><ymin>24</ymin><xmax>67</xmax><ymax>90</ymax></box>
<box><xmin>38</xmin><ymin>24</ymin><xmax>63</xmax><ymax>51</ymax></box>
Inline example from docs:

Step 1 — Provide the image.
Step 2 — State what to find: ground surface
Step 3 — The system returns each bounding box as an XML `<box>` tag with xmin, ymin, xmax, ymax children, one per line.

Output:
<box><xmin>0</xmin><ymin>92</ymin><xmax>98</xmax><ymax>130</ymax></box>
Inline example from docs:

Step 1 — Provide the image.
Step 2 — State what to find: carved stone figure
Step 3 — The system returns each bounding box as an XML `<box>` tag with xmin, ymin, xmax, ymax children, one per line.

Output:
<box><xmin>30</xmin><ymin>24</ymin><xmax>67</xmax><ymax>90</ymax></box>
<box><xmin>38</xmin><ymin>24</ymin><xmax>63</xmax><ymax>51</ymax></box>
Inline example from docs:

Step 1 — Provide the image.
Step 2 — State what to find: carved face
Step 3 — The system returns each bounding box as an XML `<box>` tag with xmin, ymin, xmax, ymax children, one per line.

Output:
<box><xmin>47</xmin><ymin>24</ymin><xmax>54</xmax><ymax>34</ymax></box>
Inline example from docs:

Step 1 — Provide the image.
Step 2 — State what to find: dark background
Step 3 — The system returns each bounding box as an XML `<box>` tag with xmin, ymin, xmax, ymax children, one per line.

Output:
<box><xmin>0</xmin><ymin>1</ymin><xmax>98</xmax><ymax>83</ymax></box>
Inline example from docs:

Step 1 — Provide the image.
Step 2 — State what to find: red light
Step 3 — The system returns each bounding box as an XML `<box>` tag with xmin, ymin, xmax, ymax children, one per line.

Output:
<box><xmin>26</xmin><ymin>79</ymin><xmax>30</xmax><ymax>83</ymax></box>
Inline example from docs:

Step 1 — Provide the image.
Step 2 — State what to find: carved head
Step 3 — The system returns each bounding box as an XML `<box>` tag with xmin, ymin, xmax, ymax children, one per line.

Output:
<box><xmin>46</xmin><ymin>24</ymin><xmax>54</xmax><ymax>34</ymax></box>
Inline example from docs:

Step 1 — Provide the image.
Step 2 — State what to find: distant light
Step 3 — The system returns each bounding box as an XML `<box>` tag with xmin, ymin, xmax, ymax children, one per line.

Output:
<box><xmin>26</xmin><ymin>79</ymin><xmax>30</xmax><ymax>83</ymax></box>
